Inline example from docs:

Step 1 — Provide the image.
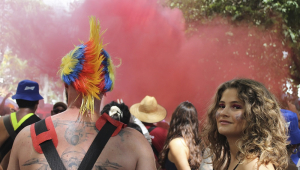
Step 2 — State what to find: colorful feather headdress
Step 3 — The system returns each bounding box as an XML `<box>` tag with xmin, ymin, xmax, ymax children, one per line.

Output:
<box><xmin>59</xmin><ymin>16</ymin><xmax>115</xmax><ymax>115</ymax></box>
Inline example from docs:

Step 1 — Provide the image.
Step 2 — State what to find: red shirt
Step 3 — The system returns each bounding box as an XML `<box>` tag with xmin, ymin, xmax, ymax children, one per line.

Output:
<box><xmin>144</xmin><ymin>123</ymin><xmax>168</xmax><ymax>160</ymax></box>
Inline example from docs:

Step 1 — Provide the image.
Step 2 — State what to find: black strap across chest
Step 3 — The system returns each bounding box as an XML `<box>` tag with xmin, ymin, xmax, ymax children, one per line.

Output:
<box><xmin>0</xmin><ymin>115</ymin><xmax>16</xmax><ymax>162</ymax></box>
<box><xmin>34</xmin><ymin>119</ymin><xmax>117</xmax><ymax>170</ymax></box>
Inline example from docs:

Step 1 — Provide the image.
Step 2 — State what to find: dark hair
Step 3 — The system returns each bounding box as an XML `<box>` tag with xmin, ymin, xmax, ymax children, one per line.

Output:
<box><xmin>159</xmin><ymin>101</ymin><xmax>201</xmax><ymax>169</ymax></box>
<box><xmin>53</xmin><ymin>102</ymin><xmax>67</xmax><ymax>110</ymax></box>
<box><xmin>16</xmin><ymin>99</ymin><xmax>38</xmax><ymax>110</ymax></box>
<box><xmin>202</xmin><ymin>78</ymin><xmax>288</xmax><ymax>170</ymax></box>
<box><xmin>101</xmin><ymin>101</ymin><xmax>131</xmax><ymax>124</ymax></box>
<box><xmin>101</xmin><ymin>101</ymin><xmax>143</xmax><ymax>133</ymax></box>
<box><xmin>127</xmin><ymin>122</ymin><xmax>143</xmax><ymax>134</ymax></box>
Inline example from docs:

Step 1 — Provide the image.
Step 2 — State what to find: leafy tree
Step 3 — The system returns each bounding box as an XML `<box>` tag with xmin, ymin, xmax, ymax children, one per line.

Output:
<box><xmin>0</xmin><ymin>52</ymin><xmax>64</xmax><ymax>104</ymax></box>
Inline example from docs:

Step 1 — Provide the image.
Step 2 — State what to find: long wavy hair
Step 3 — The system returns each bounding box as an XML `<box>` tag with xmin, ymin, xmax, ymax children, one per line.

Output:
<box><xmin>159</xmin><ymin>101</ymin><xmax>201</xmax><ymax>169</ymax></box>
<box><xmin>201</xmin><ymin>78</ymin><xmax>288</xmax><ymax>170</ymax></box>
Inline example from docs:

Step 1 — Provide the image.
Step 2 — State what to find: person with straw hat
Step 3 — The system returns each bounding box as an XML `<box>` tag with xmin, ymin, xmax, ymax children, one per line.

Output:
<box><xmin>130</xmin><ymin>96</ymin><xmax>168</xmax><ymax>166</ymax></box>
<box><xmin>7</xmin><ymin>16</ymin><xmax>155</xmax><ymax>170</ymax></box>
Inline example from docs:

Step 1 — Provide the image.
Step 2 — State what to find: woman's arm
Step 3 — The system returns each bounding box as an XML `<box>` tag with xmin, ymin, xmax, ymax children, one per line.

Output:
<box><xmin>168</xmin><ymin>138</ymin><xmax>191</xmax><ymax>170</ymax></box>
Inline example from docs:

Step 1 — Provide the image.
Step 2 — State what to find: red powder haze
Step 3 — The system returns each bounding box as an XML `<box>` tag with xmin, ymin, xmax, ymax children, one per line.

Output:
<box><xmin>3</xmin><ymin>0</ymin><xmax>291</xmax><ymax>120</ymax></box>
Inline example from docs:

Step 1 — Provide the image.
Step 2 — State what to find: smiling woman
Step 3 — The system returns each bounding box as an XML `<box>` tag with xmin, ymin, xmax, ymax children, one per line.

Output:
<box><xmin>201</xmin><ymin>78</ymin><xmax>289</xmax><ymax>170</ymax></box>
<box><xmin>216</xmin><ymin>88</ymin><xmax>246</xmax><ymax>138</ymax></box>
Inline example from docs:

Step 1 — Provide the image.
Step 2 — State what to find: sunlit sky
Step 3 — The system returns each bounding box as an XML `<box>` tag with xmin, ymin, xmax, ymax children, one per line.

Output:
<box><xmin>42</xmin><ymin>0</ymin><xmax>78</xmax><ymax>10</ymax></box>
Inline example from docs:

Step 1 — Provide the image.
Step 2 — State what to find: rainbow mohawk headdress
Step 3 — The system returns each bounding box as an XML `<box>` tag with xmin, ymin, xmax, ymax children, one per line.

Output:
<box><xmin>59</xmin><ymin>16</ymin><xmax>115</xmax><ymax>114</ymax></box>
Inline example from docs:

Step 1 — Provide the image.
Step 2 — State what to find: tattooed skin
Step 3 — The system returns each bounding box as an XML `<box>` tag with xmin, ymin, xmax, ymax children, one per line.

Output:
<box><xmin>51</xmin><ymin>120</ymin><xmax>99</xmax><ymax>145</ymax></box>
<box><xmin>94</xmin><ymin>159</ymin><xmax>122</xmax><ymax>170</ymax></box>
<box><xmin>23</xmin><ymin>147</ymin><xmax>122</xmax><ymax>170</ymax></box>
<box><xmin>117</xmin><ymin>129</ymin><xmax>131</xmax><ymax>142</ymax></box>
<box><xmin>23</xmin><ymin>119</ymin><xmax>125</xmax><ymax>170</ymax></box>
<box><xmin>64</xmin><ymin>126</ymin><xmax>87</xmax><ymax>145</ymax></box>
<box><xmin>61</xmin><ymin>147</ymin><xmax>85</xmax><ymax>169</ymax></box>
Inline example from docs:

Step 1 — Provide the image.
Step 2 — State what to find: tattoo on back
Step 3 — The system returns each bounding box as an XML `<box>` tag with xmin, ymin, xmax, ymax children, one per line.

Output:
<box><xmin>23</xmin><ymin>147</ymin><xmax>122</xmax><ymax>170</ymax></box>
<box><xmin>117</xmin><ymin>129</ymin><xmax>131</xmax><ymax>142</ymax></box>
<box><xmin>52</xmin><ymin>119</ymin><xmax>98</xmax><ymax>146</ymax></box>
<box><xmin>23</xmin><ymin>120</ymin><xmax>123</xmax><ymax>169</ymax></box>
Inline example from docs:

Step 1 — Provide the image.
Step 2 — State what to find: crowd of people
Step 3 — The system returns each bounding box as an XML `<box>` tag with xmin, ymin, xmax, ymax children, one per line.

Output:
<box><xmin>0</xmin><ymin>16</ymin><xmax>300</xmax><ymax>170</ymax></box>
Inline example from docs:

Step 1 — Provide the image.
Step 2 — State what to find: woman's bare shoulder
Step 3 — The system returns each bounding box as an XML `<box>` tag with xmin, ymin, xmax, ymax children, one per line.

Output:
<box><xmin>169</xmin><ymin>137</ymin><xmax>187</xmax><ymax>149</ymax></box>
<box><xmin>238</xmin><ymin>158</ymin><xmax>274</xmax><ymax>170</ymax></box>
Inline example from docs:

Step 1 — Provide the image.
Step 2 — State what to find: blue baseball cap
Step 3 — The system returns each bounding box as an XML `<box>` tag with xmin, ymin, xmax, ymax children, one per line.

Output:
<box><xmin>281</xmin><ymin>109</ymin><xmax>300</xmax><ymax>145</ymax></box>
<box><xmin>12</xmin><ymin>80</ymin><xmax>43</xmax><ymax>101</ymax></box>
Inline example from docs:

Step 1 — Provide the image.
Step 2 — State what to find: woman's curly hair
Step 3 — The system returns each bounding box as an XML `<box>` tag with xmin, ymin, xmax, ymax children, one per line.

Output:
<box><xmin>159</xmin><ymin>101</ymin><xmax>202</xmax><ymax>169</ymax></box>
<box><xmin>201</xmin><ymin>78</ymin><xmax>288</xmax><ymax>170</ymax></box>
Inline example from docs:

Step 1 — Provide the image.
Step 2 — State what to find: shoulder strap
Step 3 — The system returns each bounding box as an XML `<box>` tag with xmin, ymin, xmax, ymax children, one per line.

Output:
<box><xmin>78</xmin><ymin>121</ymin><xmax>117</xmax><ymax>170</ymax></box>
<box><xmin>34</xmin><ymin>119</ymin><xmax>66</xmax><ymax>170</ymax></box>
<box><xmin>11</xmin><ymin>112</ymin><xmax>34</xmax><ymax>131</ymax></box>
<box><xmin>3</xmin><ymin>114</ymin><xmax>16</xmax><ymax>139</ymax></box>
<box><xmin>34</xmin><ymin>114</ymin><xmax>121</xmax><ymax>170</ymax></box>
<box><xmin>147</xmin><ymin>126</ymin><xmax>156</xmax><ymax>133</ymax></box>
<box><xmin>0</xmin><ymin>115</ymin><xmax>14</xmax><ymax>162</ymax></box>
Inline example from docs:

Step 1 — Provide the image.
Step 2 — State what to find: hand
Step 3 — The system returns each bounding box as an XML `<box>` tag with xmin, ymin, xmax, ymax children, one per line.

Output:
<box><xmin>4</xmin><ymin>92</ymin><xmax>12</xmax><ymax>99</ymax></box>
<box><xmin>117</xmin><ymin>99</ymin><xmax>123</xmax><ymax>104</ymax></box>
<box><xmin>287</xmin><ymin>101</ymin><xmax>298</xmax><ymax>114</ymax></box>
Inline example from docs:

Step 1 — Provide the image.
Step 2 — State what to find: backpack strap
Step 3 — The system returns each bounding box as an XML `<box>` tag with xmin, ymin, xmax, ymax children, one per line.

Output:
<box><xmin>0</xmin><ymin>115</ymin><xmax>17</xmax><ymax>162</ymax></box>
<box><xmin>31</xmin><ymin>114</ymin><xmax>125</xmax><ymax>170</ymax></box>
<box><xmin>31</xmin><ymin>117</ymin><xmax>58</xmax><ymax>154</ymax></box>
<box><xmin>78</xmin><ymin>114</ymin><xmax>119</xmax><ymax>170</ymax></box>
<box><xmin>3</xmin><ymin>114</ymin><xmax>16</xmax><ymax>139</ymax></box>
<box><xmin>147</xmin><ymin>126</ymin><xmax>156</xmax><ymax>133</ymax></box>
<box><xmin>147</xmin><ymin>126</ymin><xmax>159</xmax><ymax>157</ymax></box>
<box><xmin>32</xmin><ymin>118</ymin><xmax>65</xmax><ymax>170</ymax></box>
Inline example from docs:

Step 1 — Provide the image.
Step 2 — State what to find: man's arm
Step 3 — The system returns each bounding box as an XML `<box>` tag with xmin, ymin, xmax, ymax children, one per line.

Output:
<box><xmin>0</xmin><ymin>93</ymin><xmax>11</xmax><ymax>116</ymax></box>
<box><xmin>7</xmin><ymin>126</ymin><xmax>30</xmax><ymax>170</ymax></box>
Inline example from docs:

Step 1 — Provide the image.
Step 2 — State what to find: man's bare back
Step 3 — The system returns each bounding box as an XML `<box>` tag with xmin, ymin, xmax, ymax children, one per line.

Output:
<box><xmin>8</xmin><ymin>112</ymin><xmax>156</xmax><ymax>170</ymax></box>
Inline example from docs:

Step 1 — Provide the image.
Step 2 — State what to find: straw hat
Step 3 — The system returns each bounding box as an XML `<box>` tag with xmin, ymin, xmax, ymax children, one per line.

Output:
<box><xmin>130</xmin><ymin>96</ymin><xmax>167</xmax><ymax>123</ymax></box>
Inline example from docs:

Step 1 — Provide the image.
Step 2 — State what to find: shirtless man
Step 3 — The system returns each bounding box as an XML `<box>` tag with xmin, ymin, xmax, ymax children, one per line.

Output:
<box><xmin>0</xmin><ymin>80</ymin><xmax>43</xmax><ymax>170</ymax></box>
<box><xmin>8</xmin><ymin>17</ymin><xmax>155</xmax><ymax>170</ymax></box>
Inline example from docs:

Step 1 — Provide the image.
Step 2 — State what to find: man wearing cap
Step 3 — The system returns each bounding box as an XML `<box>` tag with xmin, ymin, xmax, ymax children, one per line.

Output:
<box><xmin>8</xmin><ymin>17</ymin><xmax>155</xmax><ymax>170</ymax></box>
<box><xmin>281</xmin><ymin>109</ymin><xmax>300</xmax><ymax>170</ymax></box>
<box><xmin>0</xmin><ymin>80</ymin><xmax>42</xmax><ymax>170</ymax></box>
<box><xmin>130</xmin><ymin>95</ymin><xmax>168</xmax><ymax>166</ymax></box>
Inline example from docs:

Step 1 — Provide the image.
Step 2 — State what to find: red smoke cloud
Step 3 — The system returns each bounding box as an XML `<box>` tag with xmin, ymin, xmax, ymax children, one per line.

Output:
<box><xmin>3</xmin><ymin>0</ymin><xmax>290</xmax><ymax>120</ymax></box>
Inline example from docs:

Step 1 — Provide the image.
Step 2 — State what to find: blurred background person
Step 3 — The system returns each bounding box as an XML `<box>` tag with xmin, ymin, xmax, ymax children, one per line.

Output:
<box><xmin>50</xmin><ymin>102</ymin><xmax>67</xmax><ymax>116</ymax></box>
<box><xmin>159</xmin><ymin>101</ymin><xmax>201</xmax><ymax>170</ymax></box>
<box><xmin>281</xmin><ymin>109</ymin><xmax>300</xmax><ymax>170</ymax></box>
<box><xmin>130</xmin><ymin>96</ymin><xmax>168</xmax><ymax>168</ymax></box>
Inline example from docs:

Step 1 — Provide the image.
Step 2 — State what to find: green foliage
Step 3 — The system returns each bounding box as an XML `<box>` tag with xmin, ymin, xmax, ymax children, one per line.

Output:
<box><xmin>0</xmin><ymin>52</ymin><xmax>64</xmax><ymax>104</ymax></box>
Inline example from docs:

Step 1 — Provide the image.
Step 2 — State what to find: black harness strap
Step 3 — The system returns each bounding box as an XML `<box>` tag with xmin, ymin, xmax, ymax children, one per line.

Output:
<box><xmin>35</xmin><ymin>119</ymin><xmax>66</xmax><ymax>170</ymax></box>
<box><xmin>0</xmin><ymin>115</ymin><xmax>16</xmax><ymax>162</ymax></box>
<box><xmin>34</xmin><ymin>119</ymin><xmax>117</xmax><ymax>170</ymax></box>
<box><xmin>78</xmin><ymin>122</ymin><xmax>117</xmax><ymax>170</ymax></box>
<box><xmin>147</xmin><ymin>126</ymin><xmax>159</xmax><ymax>157</ymax></box>
<box><xmin>3</xmin><ymin>115</ymin><xmax>16</xmax><ymax>139</ymax></box>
